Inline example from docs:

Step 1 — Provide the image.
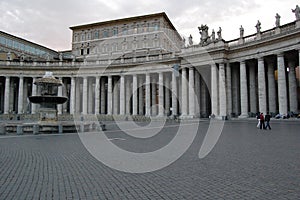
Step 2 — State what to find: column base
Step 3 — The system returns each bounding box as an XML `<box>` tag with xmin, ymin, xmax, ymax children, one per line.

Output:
<box><xmin>238</xmin><ymin>114</ymin><xmax>248</xmax><ymax>118</ymax></box>
<box><xmin>179</xmin><ymin>115</ymin><xmax>194</xmax><ymax>119</ymax></box>
<box><xmin>215</xmin><ymin>115</ymin><xmax>228</xmax><ymax>120</ymax></box>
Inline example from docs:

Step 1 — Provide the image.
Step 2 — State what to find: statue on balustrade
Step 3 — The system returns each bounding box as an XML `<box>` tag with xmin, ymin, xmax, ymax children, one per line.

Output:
<box><xmin>292</xmin><ymin>5</ymin><xmax>300</xmax><ymax>21</ymax></box>
<box><xmin>275</xmin><ymin>13</ymin><xmax>281</xmax><ymax>27</ymax></box>
<box><xmin>239</xmin><ymin>25</ymin><xmax>244</xmax><ymax>38</ymax></box>
<box><xmin>198</xmin><ymin>24</ymin><xmax>211</xmax><ymax>46</ymax></box>
<box><xmin>182</xmin><ymin>36</ymin><xmax>186</xmax><ymax>48</ymax></box>
<box><xmin>217</xmin><ymin>27</ymin><xmax>222</xmax><ymax>40</ymax></box>
<box><xmin>188</xmin><ymin>34</ymin><xmax>193</xmax><ymax>46</ymax></box>
<box><xmin>211</xmin><ymin>29</ymin><xmax>215</xmax><ymax>42</ymax></box>
<box><xmin>255</xmin><ymin>20</ymin><xmax>261</xmax><ymax>33</ymax></box>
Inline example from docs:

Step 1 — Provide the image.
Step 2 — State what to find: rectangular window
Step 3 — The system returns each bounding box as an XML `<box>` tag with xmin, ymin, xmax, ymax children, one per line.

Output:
<box><xmin>103</xmin><ymin>30</ymin><xmax>109</xmax><ymax>38</ymax></box>
<box><xmin>113</xmin><ymin>28</ymin><xmax>118</xmax><ymax>36</ymax></box>
<box><xmin>0</xmin><ymin>36</ymin><xmax>6</xmax><ymax>45</ymax></box>
<box><xmin>81</xmin><ymin>49</ymin><xmax>84</xmax><ymax>55</ymax></box>
<box><xmin>94</xmin><ymin>31</ymin><xmax>99</xmax><ymax>39</ymax></box>
<box><xmin>87</xmin><ymin>48</ymin><xmax>90</xmax><ymax>55</ymax></box>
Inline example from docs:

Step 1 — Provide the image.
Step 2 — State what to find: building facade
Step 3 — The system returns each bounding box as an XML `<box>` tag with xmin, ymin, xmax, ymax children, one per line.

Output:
<box><xmin>0</xmin><ymin>11</ymin><xmax>300</xmax><ymax>119</ymax></box>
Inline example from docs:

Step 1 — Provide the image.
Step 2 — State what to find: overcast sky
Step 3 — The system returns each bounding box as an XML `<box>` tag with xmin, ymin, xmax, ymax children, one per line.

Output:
<box><xmin>0</xmin><ymin>0</ymin><xmax>298</xmax><ymax>51</ymax></box>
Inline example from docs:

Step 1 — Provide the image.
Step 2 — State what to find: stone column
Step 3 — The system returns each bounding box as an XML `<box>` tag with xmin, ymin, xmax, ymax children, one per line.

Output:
<box><xmin>113</xmin><ymin>78</ymin><xmax>119</xmax><ymax>115</ymax></box>
<box><xmin>165</xmin><ymin>75</ymin><xmax>171</xmax><ymax>116</ymax></box>
<box><xmin>75</xmin><ymin>78</ymin><xmax>81</xmax><ymax>113</ymax></box>
<box><xmin>31</xmin><ymin>78</ymin><xmax>37</xmax><ymax>114</ymax></box>
<box><xmin>239</xmin><ymin>61</ymin><xmax>248</xmax><ymax>117</ymax></box>
<box><xmin>267</xmin><ymin>60</ymin><xmax>276</xmax><ymax>114</ymax></box>
<box><xmin>145</xmin><ymin>73</ymin><xmax>151</xmax><ymax>116</ymax></box>
<box><xmin>4</xmin><ymin>76</ymin><xmax>10</xmax><ymax>114</ymax></box>
<box><xmin>277</xmin><ymin>53</ymin><xmax>288</xmax><ymax>115</ymax></box>
<box><xmin>107</xmin><ymin>76</ymin><xmax>113</xmax><ymax>115</ymax></box>
<box><xmin>17</xmin><ymin>76</ymin><xmax>24</xmax><ymax>114</ymax></box>
<box><xmin>120</xmin><ymin>75</ymin><xmax>125</xmax><ymax>115</ymax></box>
<box><xmin>151</xmin><ymin>78</ymin><xmax>157</xmax><ymax>116</ymax></box>
<box><xmin>258</xmin><ymin>58</ymin><xmax>267</xmax><ymax>114</ymax></box>
<box><xmin>288</xmin><ymin>60</ymin><xmax>298</xmax><ymax>113</ymax></box>
<box><xmin>23</xmin><ymin>79</ymin><xmax>29</xmax><ymax>113</ymax></box>
<box><xmin>158</xmin><ymin>72</ymin><xmax>164</xmax><ymax>116</ymax></box>
<box><xmin>226</xmin><ymin>63</ymin><xmax>232</xmax><ymax>117</ymax></box>
<box><xmin>82</xmin><ymin>77</ymin><xmax>88</xmax><ymax>115</ymax></box>
<box><xmin>125</xmin><ymin>76</ymin><xmax>131</xmax><ymax>115</ymax></box>
<box><xmin>200</xmin><ymin>78</ymin><xmax>207</xmax><ymax>117</ymax></box>
<box><xmin>171</xmin><ymin>69</ymin><xmax>178</xmax><ymax>116</ymax></box>
<box><xmin>194</xmin><ymin>69</ymin><xmax>201</xmax><ymax>117</ymax></box>
<box><xmin>57</xmin><ymin>77</ymin><xmax>63</xmax><ymax>115</ymax></box>
<box><xmin>95</xmin><ymin>76</ymin><xmax>100</xmax><ymax>114</ymax></box>
<box><xmin>132</xmin><ymin>74</ymin><xmax>138</xmax><ymax>115</ymax></box>
<box><xmin>138</xmin><ymin>76</ymin><xmax>144</xmax><ymax>115</ymax></box>
<box><xmin>218</xmin><ymin>63</ymin><xmax>227</xmax><ymax>118</ymax></box>
<box><xmin>249</xmin><ymin>63</ymin><xmax>257</xmax><ymax>114</ymax></box>
<box><xmin>88</xmin><ymin>79</ymin><xmax>93</xmax><ymax>114</ymax></box>
<box><xmin>211</xmin><ymin>64</ymin><xmax>218</xmax><ymax>116</ymax></box>
<box><xmin>188</xmin><ymin>67</ymin><xmax>195</xmax><ymax>117</ymax></box>
<box><xmin>70</xmin><ymin>77</ymin><xmax>75</xmax><ymax>115</ymax></box>
<box><xmin>181</xmin><ymin>68</ymin><xmax>188</xmax><ymax>116</ymax></box>
<box><xmin>100</xmin><ymin>77</ymin><xmax>106</xmax><ymax>114</ymax></box>
<box><xmin>232</xmin><ymin>67</ymin><xmax>239</xmax><ymax>116</ymax></box>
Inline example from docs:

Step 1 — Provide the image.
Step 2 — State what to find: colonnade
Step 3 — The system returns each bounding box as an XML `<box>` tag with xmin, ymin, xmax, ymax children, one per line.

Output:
<box><xmin>0</xmin><ymin>50</ymin><xmax>299</xmax><ymax>118</ymax></box>
<box><xmin>211</xmin><ymin>50</ymin><xmax>299</xmax><ymax>118</ymax></box>
<box><xmin>0</xmin><ymin>68</ymin><xmax>209</xmax><ymax>118</ymax></box>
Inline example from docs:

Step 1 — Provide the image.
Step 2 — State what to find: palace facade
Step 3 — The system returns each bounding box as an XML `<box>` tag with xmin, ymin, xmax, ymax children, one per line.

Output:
<box><xmin>0</xmin><ymin>11</ymin><xmax>300</xmax><ymax>119</ymax></box>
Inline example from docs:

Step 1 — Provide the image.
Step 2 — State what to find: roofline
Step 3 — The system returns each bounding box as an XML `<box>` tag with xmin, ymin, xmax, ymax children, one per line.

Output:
<box><xmin>0</xmin><ymin>31</ymin><xmax>58</xmax><ymax>55</ymax></box>
<box><xmin>69</xmin><ymin>12</ymin><xmax>178</xmax><ymax>32</ymax></box>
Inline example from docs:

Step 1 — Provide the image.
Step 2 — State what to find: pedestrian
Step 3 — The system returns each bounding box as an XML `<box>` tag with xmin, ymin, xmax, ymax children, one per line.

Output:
<box><xmin>265</xmin><ymin>112</ymin><xmax>271</xmax><ymax>130</ymax></box>
<box><xmin>256</xmin><ymin>112</ymin><xmax>260</xmax><ymax>128</ymax></box>
<box><xmin>259</xmin><ymin>113</ymin><xmax>266</xmax><ymax>130</ymax></box>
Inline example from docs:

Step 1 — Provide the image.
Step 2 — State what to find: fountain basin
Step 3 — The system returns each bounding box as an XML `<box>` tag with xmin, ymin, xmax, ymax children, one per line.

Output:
<box><xmin>29</xmin><ymin>96</ymin><xmax>68</xmax><ymax>104</ymax></box>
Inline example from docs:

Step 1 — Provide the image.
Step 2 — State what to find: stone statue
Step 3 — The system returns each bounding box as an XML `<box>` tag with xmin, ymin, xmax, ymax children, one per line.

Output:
<box><xmin>275</xmin><ymin>13</ymin><xmax>281</xmax><ymax>27</ymax></box>
<box><xmin>292</xmin><ymin>5</ymin><xmax>300</xmax><ymax>21</ymax></box>
<box><xmin>217</xmin><ymin>27</ymin><xmax>222</xmax><ymax>40</ymax></box>
<box><xmin>182</xmin><ymin>36</ymin><xmax>186</xmax><ymax>47</ymax></box>
<box><xmin>198</xmin><ymin>24</ymin><xmax>211</xmax><ymax>46</ymax></box>
<box><xmin>255</xmin><ymin>20</ymin><xmax>261</xmax><ymax>33</ymax></box>
<box><xmin>188</xmin><ymin>34</ymin><xmax>193</xmax><ymax>46</ymax></box>
<box><xmin>59</xmin><ymin>52</ymin><xmax>63</xmax><ymax>61</ymax></box>
<box><xmin>211</xmin><ymin>29</ymin><xmax>215</xmax><ymax>41</ymax></box>
<box><xmin>239</xmin><ymin>25</ymin><xmax>244</xmax><ymax>38</ymax></box>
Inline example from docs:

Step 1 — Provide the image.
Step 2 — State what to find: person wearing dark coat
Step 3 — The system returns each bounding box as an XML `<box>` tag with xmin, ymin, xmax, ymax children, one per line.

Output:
<box><xmin>265</xmin><ymin>112</ymin><xmax>271</xmax><ymax>130</ymax></box>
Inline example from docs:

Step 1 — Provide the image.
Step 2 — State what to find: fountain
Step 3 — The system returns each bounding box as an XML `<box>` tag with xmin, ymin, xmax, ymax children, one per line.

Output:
<box><xmin>0</xmin><ymin>72</ymin><xmax>96</xmax><ymax>135</ymax></box>
<box><xmin>28</xmin><ymin>72</ymin><xmax>69</xmax><ymax>133</ymax></box>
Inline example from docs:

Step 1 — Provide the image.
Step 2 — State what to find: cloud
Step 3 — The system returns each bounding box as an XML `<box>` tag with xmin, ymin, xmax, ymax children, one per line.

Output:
<box><xmin>0</xmin><ymin>0</ymin><xmax>297</xmax><ymax>50</ymax></box>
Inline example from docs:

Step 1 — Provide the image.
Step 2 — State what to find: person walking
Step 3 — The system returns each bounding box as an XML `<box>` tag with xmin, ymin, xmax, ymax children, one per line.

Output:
<box><xmin>265</xmin><ymin>112</ymin><xmax>272</xmax><ymax>130</ymax></box>
<box><xmin>256</xmin><ymin>112</ymin><xmax>261</xmax><ymax>128</ymax></box>
<box><xmin>259</xmin><ymin>113</ymin><xmax>266</xmax><ymax>130</ymax></box>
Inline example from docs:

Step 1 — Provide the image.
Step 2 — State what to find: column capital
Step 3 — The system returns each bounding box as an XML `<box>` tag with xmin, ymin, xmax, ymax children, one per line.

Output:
<box><xmin>277</xmin><ymin>52</ymin><xmax>284</xmax><ymax>57</ymax></box>
<box><xmin>257</xmin><ymin>57</ymin><xmax>264</xmax><ymax>62</ymax></box>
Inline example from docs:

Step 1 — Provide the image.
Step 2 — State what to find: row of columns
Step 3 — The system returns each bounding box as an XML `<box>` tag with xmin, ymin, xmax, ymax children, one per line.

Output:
<box><xmin>237</xmin><ymin>53</ymin><xmax>298</xmax><ymax>117</ymax></box>
<box><xmin>1</xmin><ymin>50</ymin><xmax>299</xmax><ymax>118</ymax></box>
<box><xmin>70</xmin><ymin>69</ymin><xmax>196</xmax><ymax>117</ymax></box>
<box><xmin>210</xmin><ymin>51</ymin><xmax>299</xmax><ymax>118</ymax></box>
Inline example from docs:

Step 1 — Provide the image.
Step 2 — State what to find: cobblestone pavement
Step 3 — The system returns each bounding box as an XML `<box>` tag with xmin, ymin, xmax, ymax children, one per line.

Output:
<box><xmin>0</xmin><ymin>120</ymin><xmax>300</xmax><ymax>199</ymax></box>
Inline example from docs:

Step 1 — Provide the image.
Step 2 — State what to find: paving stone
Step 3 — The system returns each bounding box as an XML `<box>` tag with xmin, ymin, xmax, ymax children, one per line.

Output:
<box><xmin>0</xmin><ymin>120</ymin><xmax>299</xmax><ymax>199</ymax></box>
